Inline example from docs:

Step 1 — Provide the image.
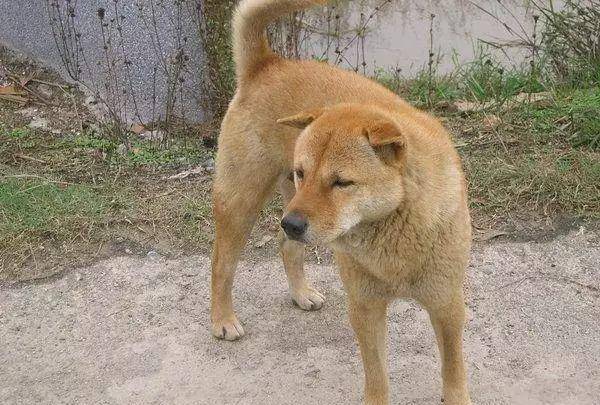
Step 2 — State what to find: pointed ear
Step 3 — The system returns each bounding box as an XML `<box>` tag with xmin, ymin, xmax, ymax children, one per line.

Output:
<box><xmin>365</xmin><ymin>119</ymin><xmax>405</xmax><ymax>148</ymax></box>
<box><xmin>277</xmin><ymin>108</ymin><xmax>324</xmax><ymax>129</ymax></box>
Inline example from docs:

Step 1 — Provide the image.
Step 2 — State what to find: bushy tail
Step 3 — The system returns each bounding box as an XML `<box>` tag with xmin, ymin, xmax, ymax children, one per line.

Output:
<box><xmin>232</xmin><ymin>0</ymin><xmax>327</xmax><ymax>81</ymax></box>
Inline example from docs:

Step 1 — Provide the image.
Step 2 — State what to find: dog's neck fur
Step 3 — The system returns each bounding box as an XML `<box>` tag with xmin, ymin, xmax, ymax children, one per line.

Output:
<box><xmin>334</xmin><ymin>147</ymin><xmax>460</xmax><ymax>279</ymax></box>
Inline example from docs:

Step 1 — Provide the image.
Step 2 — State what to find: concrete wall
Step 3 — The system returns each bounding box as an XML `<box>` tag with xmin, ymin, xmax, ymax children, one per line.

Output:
<box><xmin>0</xmin><ymin>0</ymin><xmax>207</xmax><ymax>125</ymax></box>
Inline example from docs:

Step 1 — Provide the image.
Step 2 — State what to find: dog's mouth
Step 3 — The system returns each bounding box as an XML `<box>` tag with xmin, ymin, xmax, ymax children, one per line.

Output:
<box><xmin>282</xmin><ymin>224</ymin><xmax>323</xmax><ymax>245</ymax></box>
<box><xmin>305</xmin><ymin>227</ymin><xmax>354</xmax><ymax>247</ymax></box>
<box><xmin>282</xmin><ymin>214</ymin><xmax>358</xmax><ymax>246</ymax></box>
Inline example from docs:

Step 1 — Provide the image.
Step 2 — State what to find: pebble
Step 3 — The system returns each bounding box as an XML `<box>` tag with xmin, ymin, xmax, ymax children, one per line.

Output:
<box><xmin>117</xmin><ymin>144</ymin><xmax>127</xmax><ymax>155</ymax></box>
<box><xmin>37</xmin><ymin>84</ymin><xmax>54</xmax><ymax>98</ymax></box>
<box><xmin>139</xmin><ymin>130</ymin><xmax>164</xmax><ymax>142</ymax></box>
<box><xmin>28</xmin><ymin>117</ymin><xmax>49</xmax><ymax>130</ymax></box>
<box><xmin>202</xmin><ymin>157</ymin><xmax>215</xmax><ymax>173</ymax></box>
<box><xmin>182</xmin><ymin>269</ymin><xmax>198</xmax><ymax>277</ymax></box>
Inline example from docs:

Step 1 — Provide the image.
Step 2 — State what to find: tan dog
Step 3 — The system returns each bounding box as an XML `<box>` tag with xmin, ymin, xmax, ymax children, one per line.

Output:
<box><xmin>210</xmin><ymin>1</ymin><xmax>472</xmax><ymax>404</ymax></box>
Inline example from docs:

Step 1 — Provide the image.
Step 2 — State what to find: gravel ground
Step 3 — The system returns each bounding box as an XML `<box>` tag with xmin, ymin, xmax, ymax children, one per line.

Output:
<box><xmin>1</xmin><ymin>229</ymin><xmax>599</xmax><ymax>405</ymax></box>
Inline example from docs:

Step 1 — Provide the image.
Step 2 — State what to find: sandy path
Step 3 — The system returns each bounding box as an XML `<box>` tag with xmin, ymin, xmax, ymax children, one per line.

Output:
<box><xmin>1</xmin><ymin>230</ymin><xmax>599</xmax><ymax>404</ymax></box>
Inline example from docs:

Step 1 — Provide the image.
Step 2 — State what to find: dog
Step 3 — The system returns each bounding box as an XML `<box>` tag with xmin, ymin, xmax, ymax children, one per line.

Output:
<box><xmin>210</xmin><ymin>1</ymin><xmax>472</xmax><ymax>404</ymax></box>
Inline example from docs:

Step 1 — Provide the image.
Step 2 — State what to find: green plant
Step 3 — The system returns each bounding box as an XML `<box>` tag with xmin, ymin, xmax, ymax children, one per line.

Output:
<box><xmin>196</xmin><ymin>0</ymin><xmax>237</xmax><ymax>122</ymax></box>
<box><xmin>538</xmin><ymin>0</ymin><xmax>600</xmax><ymax>87</ymax></box>
<box><xmin>6</xmin><ymin>128</ymin><xmax>30</xmax><ymax>139</ymax></box>
<box><xmin>518</xmin><ymin>87</ymin><xmax>600</xmax><ymax>149</ymax></box>
<box><xmin>125</xmin><ymin>141</ymin><xmax>207</xmax><ymax>166</ymax></box>
<box><xmin>457</xmin><ymin>53</ymin><xmax>545</xmax><ymax>102</ymax></box>
<box><xmin>72</xmin><ymin>133</ymin><xmax>118</xmax><ymax>152</ymax></box>
<box><xmin>557</xmin><ymin>87</ymin><xmax>600</xmax><ymax>148</ymax></box>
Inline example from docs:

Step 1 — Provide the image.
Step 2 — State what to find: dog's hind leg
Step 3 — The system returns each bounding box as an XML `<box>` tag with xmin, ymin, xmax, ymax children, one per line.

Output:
<box><xmin>210</xmin><ymin>131</ymin><xmax>279</xmax><ymax>341</ymax></box>
<box><xmin>278</xmin><ymin>179</ymin><xmax>325</xmax><ymax>311</ymax></box>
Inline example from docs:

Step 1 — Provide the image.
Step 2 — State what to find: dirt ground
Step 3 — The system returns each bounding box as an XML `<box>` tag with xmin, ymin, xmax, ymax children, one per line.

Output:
<box><xmin>1</xmin><ymin>228</ymin><xmax>598</xmax><ymax>405</ymax></box>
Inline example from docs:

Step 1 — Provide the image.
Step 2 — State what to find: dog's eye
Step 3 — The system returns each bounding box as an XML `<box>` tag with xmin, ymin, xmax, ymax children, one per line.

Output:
<box><xmin>332</xmin><ymin>179</ymin><xmax>355</xmax><ymax>188</ymax></box>
<box><xmin>295</xmin><ymin>169</ymin><xmax>304</xmax><ymax>180</ymax></box>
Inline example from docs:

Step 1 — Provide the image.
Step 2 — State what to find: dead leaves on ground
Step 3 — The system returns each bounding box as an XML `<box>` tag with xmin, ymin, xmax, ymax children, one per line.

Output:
<box><xmin>0</xmin><ymin>72</ymin><xmax>61</xmax><ymax>106</ymax></box>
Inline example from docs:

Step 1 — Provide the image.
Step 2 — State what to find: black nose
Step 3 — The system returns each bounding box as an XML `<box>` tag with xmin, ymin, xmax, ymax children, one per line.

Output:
<box><xmin>281</xmin><ymin>212</ymin><xmax>308</xmax><ymax>240</ymax></box>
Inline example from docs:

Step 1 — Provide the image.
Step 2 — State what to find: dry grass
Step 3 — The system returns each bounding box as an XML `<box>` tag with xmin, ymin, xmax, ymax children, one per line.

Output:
<box><xmin>2</xmin><ymin>97</ymin><xmax>597</xmax><ymax>282</ymax></box>
<box><xmin>2</xmin><ymin>1</ymin><xmax>599</xmax><ymax>281</ymax></box>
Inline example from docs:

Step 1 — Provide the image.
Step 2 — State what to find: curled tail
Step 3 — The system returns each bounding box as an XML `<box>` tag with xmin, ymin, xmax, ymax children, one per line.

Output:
<box><xmin>232</xmin><ymin>0</ymin><xmax>327</xmax><ymax>81</ymax></box>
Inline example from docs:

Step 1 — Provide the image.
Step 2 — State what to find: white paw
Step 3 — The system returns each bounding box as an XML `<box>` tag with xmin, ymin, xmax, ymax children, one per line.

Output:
<box><xmin>291</xmin><ymin>286</ymin><xmax>325</xmax><ymax>311</ymax></box>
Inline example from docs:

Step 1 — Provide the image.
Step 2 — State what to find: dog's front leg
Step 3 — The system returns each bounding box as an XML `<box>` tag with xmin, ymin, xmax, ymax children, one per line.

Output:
<box><xmin>427</xmin><ymin>291</ymin><xmax>471</xmax><ymax>405</ymax></box>
<box><xmin>278</xmin><ymin>180</ymin><xmax>325</xmax><ymax>311</ymax></box>
<box><xmin>348</xmin><ymin>294</ymin><xmax>390</xmax><ymax>405</ymax></box>
<box><xmin>337</xmin><ymin>253</ymin><xmax>390</xmax><ymax>404</ymax></box>
<box><xmin>279</xmin><ymin>234</ymin><xmax>325</xmax><ymax>310</ymax></box>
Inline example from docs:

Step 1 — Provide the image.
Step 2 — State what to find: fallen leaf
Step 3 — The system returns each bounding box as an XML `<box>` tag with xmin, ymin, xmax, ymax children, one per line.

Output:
<box><xmin>0</xmin><ymin>84</ymin><xmax>25</xmax><ymax>95</ymax></box>
<box><xmin>511</xmin><ymin>91</ymin><xmax>551</xmax><ymax>105</ymax></box>
<box><xmin>0</xmin><ymin>84</ymin><xmax>28</xmax><ymax>104</ymax></box>
<box><xmin>453</xmin><ymin>92</ymin><xmax>552</xmax><ymax>114</ymax></box>
<box><xmin>139</xmin><ymin>130</ymin><xmax>164</xmax><ymax>141</ymax></box>
<box><xmin>28</xmin><ymin>117</ymin><xmax>49</xmax><ymax>129</ymax></box>
<box><xmin>453</xmin><ymin>100</ymin><xmax>494</xmax><ymax>113</ymax></box>
<box><xmin>167</xmin><ymin>166</ymin><xmax>205</xmax><ymax>180</ymax></box>
<box><xmin>130</xmin><ymin>123</ymin><xmax>146</xmax><ymax>134</ymax></box>
<box><xmin>476</xmin><ymin>229</ymin><xmax>508</xmax><ymax>242</ymax></box>
<box><xmin>14</xmin><ymin>154</ymin><xmax>47</xmax><ymax>164</ymax></box>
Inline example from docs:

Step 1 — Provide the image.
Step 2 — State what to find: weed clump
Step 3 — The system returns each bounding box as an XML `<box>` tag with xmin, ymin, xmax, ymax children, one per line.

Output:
<box><xmin>540</xmin><ymin>0</ymin><xmax>600</xmax><ymax>87</ymax></box>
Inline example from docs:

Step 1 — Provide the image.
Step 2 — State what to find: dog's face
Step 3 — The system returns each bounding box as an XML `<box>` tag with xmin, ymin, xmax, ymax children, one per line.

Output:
<box><xmin>279</xmin><ymin>105</ymin><xmax>407</xmax><ymax>244</ymax></box>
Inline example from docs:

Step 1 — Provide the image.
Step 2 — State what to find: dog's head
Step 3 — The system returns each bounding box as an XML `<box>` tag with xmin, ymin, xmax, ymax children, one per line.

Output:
<box><xmin>278</xmin><ymin>104</ymin><xmax>409</xmax><ymax>244</ymax></box>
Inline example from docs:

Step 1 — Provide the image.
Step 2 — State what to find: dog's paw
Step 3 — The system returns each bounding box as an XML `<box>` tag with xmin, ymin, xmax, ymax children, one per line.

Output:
<box><xmin>212</xmin><ymin>316</ymin><xmax>245</xmax><ymax>341</ymax></box>
<box><xmin>291</xmin><ymin>286</ymin><xmax>325</xmax><ymax>311</ymax></box>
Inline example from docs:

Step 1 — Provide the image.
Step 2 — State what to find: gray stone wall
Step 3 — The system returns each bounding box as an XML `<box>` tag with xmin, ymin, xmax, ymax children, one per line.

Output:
<box><xmin>0</xmin><ymin>0</ymin><xmax>208</xmax><ymax>125</ymax></box>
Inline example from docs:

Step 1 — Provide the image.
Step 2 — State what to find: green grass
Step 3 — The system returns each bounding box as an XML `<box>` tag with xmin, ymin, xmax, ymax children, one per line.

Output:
<box><xmin>374</xmin><ymin>48</ymin><xmax>548</xmax><ymax>108</ymax></box>
<box><xmin>70</xmin><ymin>133</ymin><xmax>117</xmax><ymax>152</ymax></box>
<box><xmin>0</xmin><ymin>179</ymin><xmax>123</xmax><ymax>237</ymax></box>
<box><xmin>0</xmin><ymin>125</ymin><xmax>216</xmax><ymax>280</ymax></box>
<box><xmin>0</xmin><ymin>177</ymin><xmax>133</xmax><ymax>279</ymax></box>
<box><xmin>6</xmin><ymin>127</ymin><xmax>30</xmax><ymax>139</ymax></box>
<box><xmin>53</xmin><ymin>132</ymin><xmax>210</xmax><ymax>167</ymax></box>
<box><xmin>557</xmin><ymin>87</ymin><xmax>600</xmax><ymax>148</ymax></box>
<box><xmin>510</xmin><ymin>86</ymin><xmax>600</xmax><ymax>149</ymax></box>
<box><xmin>126</xmin><ymin>142</ymin><xmax>207</xmax><ymax>166</ymax></box>
<box><xmin>452</xmin><ymin>82</ymin><xmax>600</xmax><ymax>216</ymax></box>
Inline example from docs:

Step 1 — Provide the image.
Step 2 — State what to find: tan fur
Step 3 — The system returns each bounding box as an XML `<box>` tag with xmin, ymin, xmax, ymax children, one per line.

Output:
<box><xmin>211</xmin><ymin>1</ymin><xmax>472</xmax><ymax>404</ymax></box>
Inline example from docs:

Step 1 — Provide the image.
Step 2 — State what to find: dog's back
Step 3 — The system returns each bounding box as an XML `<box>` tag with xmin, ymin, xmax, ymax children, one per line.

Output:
<box><xmin>230</xmin><ymin>0</ymin><xmax>459</xmax><ymax>170</ymax></box>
